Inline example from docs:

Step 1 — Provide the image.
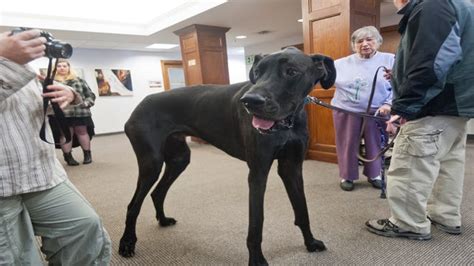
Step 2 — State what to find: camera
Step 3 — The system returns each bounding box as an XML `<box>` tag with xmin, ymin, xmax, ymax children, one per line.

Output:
<box><xmin>11</xmin><ymin>27</ymin><xmax>73</xmax><ymax>59</ymax></box>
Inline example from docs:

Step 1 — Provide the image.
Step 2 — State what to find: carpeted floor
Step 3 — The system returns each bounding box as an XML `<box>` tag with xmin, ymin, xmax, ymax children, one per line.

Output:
<box><xmin>60</xmin><ymin>133</ymin><xmax>474</xmax><ymax>265</ymax></box>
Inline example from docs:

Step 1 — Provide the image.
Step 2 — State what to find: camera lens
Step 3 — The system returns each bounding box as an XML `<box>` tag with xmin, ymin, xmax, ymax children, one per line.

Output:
<box><xmin>46</xmin><ymin>42</ymin><xmax>73</xmax><ymax>59</ymax></box>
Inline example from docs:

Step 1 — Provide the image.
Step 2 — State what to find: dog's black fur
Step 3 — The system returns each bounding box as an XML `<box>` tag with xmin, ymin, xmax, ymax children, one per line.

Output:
<box><xmin>118</xmin><ymin>47</ymin><xmax>336</xmax><ymax>265</ymax></box>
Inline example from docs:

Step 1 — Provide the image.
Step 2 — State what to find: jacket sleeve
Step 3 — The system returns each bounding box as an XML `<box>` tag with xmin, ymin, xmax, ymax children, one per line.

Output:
<box><xmin>0</xmin><ymin>57</ymin><xmax>36</xmax><ymax>103</ymax></box>
<box><xmin>69</xmin><ymin>77</ymin><xmax>96</xmax><ymax>108</ymax></box>
<box><xmin>392</xmin><ymin>0</ymin><xmax>461</xmax><ymax>120</ymax></box>
<box><xmin>78</xmin><ymin>78</ymin><xmax>96</xmax><ymax>108</ymax></box>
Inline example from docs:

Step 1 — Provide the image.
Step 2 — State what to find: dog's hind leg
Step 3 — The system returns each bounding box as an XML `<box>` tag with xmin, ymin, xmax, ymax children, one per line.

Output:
<box><xmin>277</xmin><ymin>157</ymin><xmax>326</xmax><ymax>253</ymax></box>
<box><xmin>119</xmin><ymin>130</ymin><xmax>165</xmax><ymax>258</ymax></box>
<box><xmin>150</xmin><ymin>133</ymin><xmax>190</xmax><ymax>227</ymax></box>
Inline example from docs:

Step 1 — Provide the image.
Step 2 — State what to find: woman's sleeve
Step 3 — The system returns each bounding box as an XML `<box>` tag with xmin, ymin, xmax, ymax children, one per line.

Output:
<box><xmin>78</xmin><ymin>78</ymin><xmax>96</xmax><ymax>108</ymax></box>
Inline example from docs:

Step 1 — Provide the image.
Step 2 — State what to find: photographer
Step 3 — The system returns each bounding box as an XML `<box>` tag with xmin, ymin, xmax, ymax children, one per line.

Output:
<box><xmin>0</xmin><ymin>29</ymin><xmax>111</xmax><ymax>265</ymax></box>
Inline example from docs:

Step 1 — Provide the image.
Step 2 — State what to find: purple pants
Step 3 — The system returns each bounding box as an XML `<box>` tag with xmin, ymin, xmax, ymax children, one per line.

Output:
<box><xmin>332</xmin><ymin>110</ymin><xmax>386</xmax><ymax>181</ymax></box>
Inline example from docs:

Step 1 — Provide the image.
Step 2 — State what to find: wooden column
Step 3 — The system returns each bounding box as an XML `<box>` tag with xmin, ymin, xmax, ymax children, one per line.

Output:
<box><xmin>174</xmin><ymin>24</ymin><xmax>230</xmax><ymax>143</ymax></box>
<box><xmin>302</xmin><ymin>0</ymin><xmax>380</xmax><ymax>163</ymax></box>
<box><xmin>174</xmin><ymin>24</ymin><xmax>230</xmax><ymax>86</ymax></box>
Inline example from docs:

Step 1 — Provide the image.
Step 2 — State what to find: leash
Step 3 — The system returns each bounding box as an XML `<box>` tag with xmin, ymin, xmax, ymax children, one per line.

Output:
<box><xmin>307</xmin><ymin>94</ymin><xmax>398</xmax><ymax>162</ymax></box>
<box><xmin>305</xmin><ymin>96</ymin><xmax>389</xmax><ymax>122</ymax></box>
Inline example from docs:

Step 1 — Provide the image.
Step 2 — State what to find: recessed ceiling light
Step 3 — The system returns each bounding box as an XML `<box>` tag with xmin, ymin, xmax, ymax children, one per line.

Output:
<box><xmin>235</xmin><ymin>35</ymin><xmax>247</xmax><ymax>39</ymax></box>
<box><xmin>146</xmin><ymin>43</ymin><xmax>179</xmax><ymax>49</ymax></box>
<box><xmin>297</xmin><ymin>18</ymin><xmax>303</xmax><ymax>23</ymax></box>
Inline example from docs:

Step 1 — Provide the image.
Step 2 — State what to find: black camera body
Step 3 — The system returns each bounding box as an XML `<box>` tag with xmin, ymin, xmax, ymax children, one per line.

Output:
<box><xmin>11</xmin><ymin>27</ymin><xmax>73</xmax><ymax>59</ymax></box>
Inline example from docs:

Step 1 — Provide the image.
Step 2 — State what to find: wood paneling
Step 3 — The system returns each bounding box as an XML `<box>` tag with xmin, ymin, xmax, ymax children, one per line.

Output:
<box><xmin>201</xmin><ymin>50</ymin><xmax>229</xmax><ymax>84</ymax></box>
<box><xmin>380</xmin><ymin>25</ymin><xmax>400</xmax><ymax>54</ymax></box>
<box><xmin>311</xmin><ymin>15</ymin><xmax>349</xmax><ymax>58</ymax></box>
<box><xmin>302</xmin><ymin>0</ymin><xmax>380</xmax><ymax>163</ymax></box>
<box><xmin>311</xmin><ymin>0</ymin><xmax>341</xmax><ymax>12</ymax></box>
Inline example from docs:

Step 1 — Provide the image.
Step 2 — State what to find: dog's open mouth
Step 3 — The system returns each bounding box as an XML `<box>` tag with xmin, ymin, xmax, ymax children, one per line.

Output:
<box><xmin>252</xmin><ymin>115</ymin><xmax>293</xmax><ymax>134</ymax></box>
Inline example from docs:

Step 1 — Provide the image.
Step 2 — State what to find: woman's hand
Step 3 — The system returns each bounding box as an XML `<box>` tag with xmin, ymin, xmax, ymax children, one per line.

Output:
<box><xmin>383</xmin><ymin>68</ymin><xmax>392</xmax><ymax>80</ymax></box>
<box><xmin>376</xmin><ymin>104</ymin><xmax>391</xmax><ymax>116</ymax></box>
<box><xmin>386</xmin><ymin>115</ymin><xmax>406</xmax><ymax>135</ymax></box>
<box><xmin>42</xmin><ymin>84</ymin><xmax>75</xmax><ymax>109</ymax></box>
<box><xmin>0</xmin><ymin>30</ymin><xmax>46</xmax><ymax>65</ymax></box>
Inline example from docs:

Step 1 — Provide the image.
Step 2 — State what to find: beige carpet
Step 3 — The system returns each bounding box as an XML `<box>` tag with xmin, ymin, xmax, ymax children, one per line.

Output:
<box><xmin>60</xmin><ymin>134</ymin><xmax>474</xmax><ymax>265</ymax></box>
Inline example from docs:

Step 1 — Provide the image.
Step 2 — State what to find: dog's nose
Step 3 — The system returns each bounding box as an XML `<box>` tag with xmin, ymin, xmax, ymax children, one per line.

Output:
<box><xmin>240</xmin><ymin>93</ymin><xmax>266</xmax><ymax>108</ymax></box>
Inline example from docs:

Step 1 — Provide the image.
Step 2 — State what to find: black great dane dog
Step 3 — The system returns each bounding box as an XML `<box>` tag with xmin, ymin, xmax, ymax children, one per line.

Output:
<box><xmin>118</xmin><ymin>47</ymin><xmax>336</xmax><ymax>265</ymax></box>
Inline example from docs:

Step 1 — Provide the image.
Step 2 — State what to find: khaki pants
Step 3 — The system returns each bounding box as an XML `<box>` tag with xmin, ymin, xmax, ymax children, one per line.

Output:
<box><xmin>0</xmin><ymin>180</ymin><xmax>111</xmax><ymax>265</ymax></box>
<box><xmin>387</xmin><ymin>116</ymin><xmax>469</xmax><ymax>234</ymax></box>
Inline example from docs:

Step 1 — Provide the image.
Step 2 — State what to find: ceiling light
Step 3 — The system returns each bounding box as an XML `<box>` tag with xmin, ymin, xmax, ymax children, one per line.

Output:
<box><xmin>146</xmin><ymin>43</ymin><xmax>179</xmax><ymax>49</ymax></box>
<box><xmin>297</xmin><ymin>18</ymin><xmax>303</xmax><ymax>23</ymax></box>
<box><xmin>235</xmin><ymin>35</ymin><xmax>247</xmax><ymax>39</ymax></box>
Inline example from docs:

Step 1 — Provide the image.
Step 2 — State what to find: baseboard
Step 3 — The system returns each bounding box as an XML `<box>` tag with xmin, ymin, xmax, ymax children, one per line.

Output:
<box><xmin>96</xmin><ymin>131</ymin><xmax>124</xmax><ymax>137</ymax></box>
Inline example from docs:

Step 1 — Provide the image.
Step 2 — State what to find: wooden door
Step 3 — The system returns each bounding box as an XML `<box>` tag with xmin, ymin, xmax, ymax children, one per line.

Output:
<box><xmin>161</xmin><ymin>60</ymin><xmax>185</xmax><ymax>91</ymax></box>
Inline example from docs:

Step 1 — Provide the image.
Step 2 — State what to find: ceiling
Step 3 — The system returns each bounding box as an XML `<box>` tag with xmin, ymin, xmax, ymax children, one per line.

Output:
<box><xmin>0</xmin><ymin>0</ymin><xmax>400</xmax><ymax>53</ymax></box>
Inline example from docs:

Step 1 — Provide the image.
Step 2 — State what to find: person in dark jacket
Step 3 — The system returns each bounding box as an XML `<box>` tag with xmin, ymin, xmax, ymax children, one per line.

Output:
<box><xmin>366</xmin><ymin>0</ymin><xmax>474</xmax><ymax>240</ymax></box>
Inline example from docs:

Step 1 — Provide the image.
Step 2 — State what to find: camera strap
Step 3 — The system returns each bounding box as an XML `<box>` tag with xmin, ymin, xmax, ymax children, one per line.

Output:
<box><xmin>39</xmin><ymin>58</ymin><xmax>72</xmax><ymax>144</ymax></box>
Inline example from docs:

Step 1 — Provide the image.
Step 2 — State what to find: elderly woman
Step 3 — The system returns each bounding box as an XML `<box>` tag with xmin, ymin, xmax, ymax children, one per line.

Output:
<box><xmin>331</xmin><ymin>26</ymin><xmax>395</xmax><ymax>191</ymax></box>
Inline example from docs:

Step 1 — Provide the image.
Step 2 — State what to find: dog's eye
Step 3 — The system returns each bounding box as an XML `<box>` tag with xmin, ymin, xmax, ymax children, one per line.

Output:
<box><xmin>253</xmin><ymin>69</ymin><xmax>260</xmax><ymax>79</ymax></box>
<box><xmin>286</xmin><ymin>68</ymin><xmax>298</xmax><ymax>77</ymax></box>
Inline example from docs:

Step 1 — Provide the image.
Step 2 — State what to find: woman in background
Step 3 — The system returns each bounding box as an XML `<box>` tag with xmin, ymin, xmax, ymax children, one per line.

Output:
<box><xmin>54</xmin><ymin>59</ymin><xmax>96</xmax><ymax>165</ymax></box>
<box><xmin>331</xmin><ymin>26</ymin><xmax>394</xmax><ymax>191</ymax></box>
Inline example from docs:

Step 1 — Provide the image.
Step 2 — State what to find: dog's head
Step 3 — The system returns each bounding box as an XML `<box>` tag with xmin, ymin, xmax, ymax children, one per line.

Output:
<box><xmin>241</xmin><ymin>47</ymin><xmax>336</xmax><ymax>134</ymax></box>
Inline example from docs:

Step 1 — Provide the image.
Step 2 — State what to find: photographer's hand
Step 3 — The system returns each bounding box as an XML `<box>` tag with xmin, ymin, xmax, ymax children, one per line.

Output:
<box><xmin>42</xmin><ymin>84</ymin><xmax>75</xmax><ymax>109</ymax></box>
<box><xmin>0</xmin><ymin>30</ymin><xmax>46</xmax><ymax>65</ymax></box>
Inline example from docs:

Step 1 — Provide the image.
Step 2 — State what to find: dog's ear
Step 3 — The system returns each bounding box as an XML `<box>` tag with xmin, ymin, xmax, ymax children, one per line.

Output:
<box><xmin>311</xmin><ymin>54</ymin><xmax>336</xmax><ymax>89</ymax></box>
<box><xmin>249</xmin><ymin>54</ymin><xmax>263</xmax><ymax>84</ymax></box>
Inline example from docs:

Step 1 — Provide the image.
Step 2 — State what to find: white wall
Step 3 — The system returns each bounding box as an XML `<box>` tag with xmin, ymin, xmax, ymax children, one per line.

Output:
<box><xmin>30</xmin><ymin>48</ymin><xmax>247</xmax><ymax>134</ymax></box>
<box><xmin>244</xmin><ymin>35</ymin><xmax>303</xmax><ymax>75</ymax></box>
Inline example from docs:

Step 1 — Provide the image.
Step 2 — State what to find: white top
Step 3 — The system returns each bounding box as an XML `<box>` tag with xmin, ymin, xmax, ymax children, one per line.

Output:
<box><xmin>331</xmin><ymin>52</ymin><xmax>395</xmax><ymax>112</ymax></box>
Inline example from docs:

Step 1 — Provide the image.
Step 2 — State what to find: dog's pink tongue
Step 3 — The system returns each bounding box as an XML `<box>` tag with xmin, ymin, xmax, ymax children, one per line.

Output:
<box><xmin>252</xmin><ymin>116</ymin><xmax>275</xmax><ymax>130</ymax></box>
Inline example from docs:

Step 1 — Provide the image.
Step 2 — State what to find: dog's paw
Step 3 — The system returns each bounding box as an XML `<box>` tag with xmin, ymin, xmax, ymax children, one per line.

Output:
<box><xmin>306</xmin><ymin>238</ymin><xmax>326</xmax><ymax>252</ymax></box>
<box><xmin>159</xmin><ymin>217</ymin><xmax>177</xmax><ymax>227</ymax></box>
<box><xmin>119</xmin><ymin>239</ymin><xmax>136</xmax><ymax>258</ymax></box>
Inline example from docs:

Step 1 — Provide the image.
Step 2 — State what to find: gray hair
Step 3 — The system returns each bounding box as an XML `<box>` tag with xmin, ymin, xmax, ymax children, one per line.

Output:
<box><xmin>351</xmin><ymin>26</ymin><xmax>383</xmax><ymax>52</ymax></box>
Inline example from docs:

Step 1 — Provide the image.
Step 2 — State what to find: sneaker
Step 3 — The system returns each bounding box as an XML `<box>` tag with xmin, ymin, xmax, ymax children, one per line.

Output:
<box><xmin>368</xmin><ymin>179</ymin><xmax>383</xmax><ymax>189</ymax></box>
<box><xmin>340</xmin><ymin>180</ymin><xmax>354</xmax><ymax>191</ymax></box>
<box><xmin>365</xmin><ymin>219</ymin><xmax>432</xmax><ymax>240</ymax></box>
<box><xmin>427</xmin><ymin>216</ymin><xmax>462</xmax><ymax>235</ymax></box>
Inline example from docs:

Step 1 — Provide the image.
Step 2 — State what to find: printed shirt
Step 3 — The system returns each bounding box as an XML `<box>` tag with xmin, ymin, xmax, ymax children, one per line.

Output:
<box><xmin>331</xmin><ymin>52</ymin><xmax>395</xmax><ymax>113</ymax></box>
<box><xmin>0</xmin><ymin>58</ymin><xmax>68</xmax><ymax>197</ymax></box>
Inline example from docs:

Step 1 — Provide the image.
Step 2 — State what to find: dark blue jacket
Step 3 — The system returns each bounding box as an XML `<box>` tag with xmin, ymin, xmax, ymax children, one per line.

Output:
<box><xmin>391</xmin><ymin>0</ymin><xmax>474</xmax><ymax>120</ymax></box>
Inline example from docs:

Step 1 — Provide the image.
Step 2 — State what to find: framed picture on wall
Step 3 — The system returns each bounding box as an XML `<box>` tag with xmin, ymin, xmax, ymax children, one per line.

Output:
<box><xmin>95</xmin><ymin>68</ymin><xmax>133</xmax><ymax>96</ymax></box>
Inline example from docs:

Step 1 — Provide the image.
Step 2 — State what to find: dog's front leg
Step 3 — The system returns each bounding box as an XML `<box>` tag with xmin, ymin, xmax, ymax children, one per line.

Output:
<box><xmin>247</xmin><ymin>165</ymin><xmax>271</xmax><ymax>266</ymax></box>
<box><xmin>277</xmin><ymin>158</ymin><xmax>326</xmax><ymax>253</ymax></box>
